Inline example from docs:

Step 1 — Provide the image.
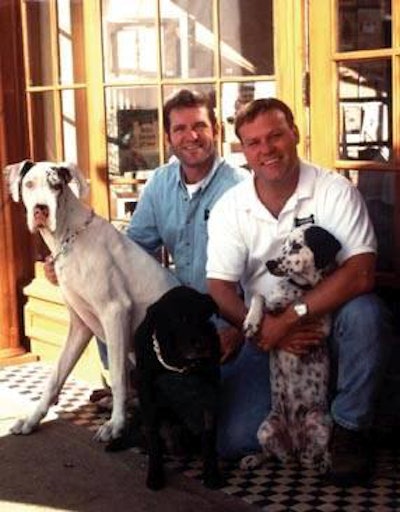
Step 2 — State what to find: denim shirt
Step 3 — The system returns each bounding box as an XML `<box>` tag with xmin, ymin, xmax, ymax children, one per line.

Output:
<box><xmin>127</xmin><ymin>156</ymin><xmax>247</xmax><ymax>294</ymax></box>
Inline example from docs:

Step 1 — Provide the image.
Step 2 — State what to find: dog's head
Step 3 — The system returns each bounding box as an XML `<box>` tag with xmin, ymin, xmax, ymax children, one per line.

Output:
<box><xmin>4</xmin><ymin>160</ymin><xmax>88</xmax><ymax>233</ymax></box>
<box><xmin>266</xmin><ymin>225</ymin><xmax>342</xmax><ymax>287</ymax></box>
<box><xmin>144</xmin><ymin>286</ymin><xmax>220</xmax><ymax>371</ymax></box>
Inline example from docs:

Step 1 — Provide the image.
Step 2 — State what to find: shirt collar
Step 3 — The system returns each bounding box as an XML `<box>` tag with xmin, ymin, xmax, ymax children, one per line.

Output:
<box><xmin>238</xmin><ymin>159</ymin><xmax>316</xmax><ymax>216</ymax></box>
<box><xmin>174</xmin><ymin>156</ymin><xmax>224</xmax><ymax>192</ymax></box>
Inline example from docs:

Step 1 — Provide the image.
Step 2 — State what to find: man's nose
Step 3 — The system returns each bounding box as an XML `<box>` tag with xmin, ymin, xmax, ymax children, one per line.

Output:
<box><xmin>186</xmin><ymin>128</ymin><xmax>199</xmax><ymax>139</ymax></box>
<box><xmin>259</xmin><ymin>137</ymin><xmax>274</xmax><ymax>153</ymax></box>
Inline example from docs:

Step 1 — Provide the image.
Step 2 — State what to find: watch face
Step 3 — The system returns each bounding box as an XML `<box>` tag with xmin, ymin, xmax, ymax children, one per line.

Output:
<box><xmin>294</xmin><ymin>302</ymin><xmax>308</xmax><ymax>317</ymax></box>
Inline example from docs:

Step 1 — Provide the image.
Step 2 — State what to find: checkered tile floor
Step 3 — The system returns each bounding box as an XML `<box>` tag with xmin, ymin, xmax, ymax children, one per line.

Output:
<box><xmin>1</xmin><ymin>362</ymin><xmax>399</xmax><ymax>511</ymax></box>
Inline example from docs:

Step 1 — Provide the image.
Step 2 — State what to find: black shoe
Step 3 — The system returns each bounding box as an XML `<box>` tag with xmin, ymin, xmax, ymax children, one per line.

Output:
<box><xmin>330</xmin><ymin>424</ymin><xmax>373</xmax><ymax>487</ymax></box>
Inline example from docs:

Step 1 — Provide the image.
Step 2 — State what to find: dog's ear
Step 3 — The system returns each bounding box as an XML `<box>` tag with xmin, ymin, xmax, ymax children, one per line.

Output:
<box><xmin>4</xmin><ymin>160</ymin><xmax>35</xmax><ymax>202</ymax></box>
<box><xmin>304</xmin><ymin>226</ymin><xmax>342</xmax><ymax>269</ymax></box>
<box><xmin>58</xmin><ymin>162</ymin><xmax>89</xmax><ymax>198</ymax></box>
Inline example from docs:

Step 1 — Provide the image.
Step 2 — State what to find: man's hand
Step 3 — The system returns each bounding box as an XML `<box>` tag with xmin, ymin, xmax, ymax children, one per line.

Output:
<box><xmin>43</xmin><ymin>256</ymin><xmax>59</xmax><ymax>285</ymax></box>
<box><xmin>218</xmin><ymin>325</ymin><xmax>243</xmax><ymax>363</ymax></box>
<box><xmin>255</xmin><ymin>312</ymin><xmax>325</xmax><ymax>356</ymax></box>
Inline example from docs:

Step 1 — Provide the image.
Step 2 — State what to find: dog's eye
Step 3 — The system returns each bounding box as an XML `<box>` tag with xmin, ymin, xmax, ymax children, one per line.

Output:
<box><xmin>24</xmin><ymin>180</ymin><xmax>34</xmax><ymax>189</ymax></box>
<box><xmin>291</xmin><ymin>242</ymin><xmax>302</xmax><ymax>252</ymax></box>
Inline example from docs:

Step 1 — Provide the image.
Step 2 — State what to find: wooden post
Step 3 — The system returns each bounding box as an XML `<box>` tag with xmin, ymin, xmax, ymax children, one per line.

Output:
<box><xmin>0</xmin><ymin>1</ymin><xmax>37</xmax><ymax>365</ymax></box>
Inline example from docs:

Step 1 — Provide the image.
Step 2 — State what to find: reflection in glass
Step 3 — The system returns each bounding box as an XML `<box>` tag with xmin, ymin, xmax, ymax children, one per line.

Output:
<box><xmin>338</xmin><ymin>60</ymin><xmax>392</xmax><ymax>162</ymax></box>
<box><xmin>61</xmin><ymin>89</ymin><xmax>89</xmax><ymax>172</ymax></box>
<box><xmin>160</xmin><ymin>0</ymin><xmax>213</xmax><ymax>79</ymax></box>
<box><xmin>30</xmin><ymin>92</ymin><xmax>57</xmax><ymax>161</ymax></box>
<box><xmin>342</xmin><ymin>169</ymin><xmax>395</xmax><ymax>273</ymax></box>
<box><xmin>338</xmin><ymin>0</ymin><xmax>391</xmax><ymax>52</ymax></box>
<box><xmin>25</xmin><ymin>1</ymin><xmax>54</xmax><ymax>86</ymax></box>
<box><xmin>221</xmin><ymin>81</ymin><xmax>276</xmax><ymax>167</ymax></box>
<box><xmin>219</xmin><ymin>0</ymin><xmax>273</xmax><ymax>76</ymax></box>
<box><xmin>57</xmin><ymin>0</ymin><xmax>85</xmax><ymax>84</ymax></box>
<box><xmin>105</xmin><ymin>86</ymin><xmax>159</xmax><ymax>177</ymax></box>
<box><xmin>102</xmin><ymin>0</ymin><xmax>158</xmax><ymax>81</ymax></box>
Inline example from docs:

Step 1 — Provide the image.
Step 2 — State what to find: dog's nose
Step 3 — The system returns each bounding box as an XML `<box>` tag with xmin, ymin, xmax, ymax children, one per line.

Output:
<box><xmin>266</xmin><ymin>260</ymin><xmax>278</xmax><ymax>272</ymax></box>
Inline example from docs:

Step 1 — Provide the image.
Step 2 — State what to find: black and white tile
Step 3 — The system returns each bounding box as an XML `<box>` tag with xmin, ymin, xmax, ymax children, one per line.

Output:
<box><xmin>1</xmin><ymin>362</ymin><xmax>399</xmax><ymax>512</ymax></box>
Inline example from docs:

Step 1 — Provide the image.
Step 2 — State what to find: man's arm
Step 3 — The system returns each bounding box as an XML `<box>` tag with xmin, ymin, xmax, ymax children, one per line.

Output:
<box><xmin>257</xmin><ymin>252</ymin><xmax>376</xmax><ymax>351</ymax></box>
<box><xmin>207</xmin><ymin>278</ymin><xmax>325</xmax><ymax>357</ymax></box>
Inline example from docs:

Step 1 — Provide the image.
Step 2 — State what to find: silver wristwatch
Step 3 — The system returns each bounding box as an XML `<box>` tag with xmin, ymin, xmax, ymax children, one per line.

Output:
<box><xmin>293</xmin><ymin>300</ymin><xmax>308</xmax><ymax>318</ymax></box>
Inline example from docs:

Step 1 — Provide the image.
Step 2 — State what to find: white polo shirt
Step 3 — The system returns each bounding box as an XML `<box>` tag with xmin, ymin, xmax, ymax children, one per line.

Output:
<box><xmin>206</xmin><ymin>160</ymin><xmax>377</xmax><ymax>304</ymax></box>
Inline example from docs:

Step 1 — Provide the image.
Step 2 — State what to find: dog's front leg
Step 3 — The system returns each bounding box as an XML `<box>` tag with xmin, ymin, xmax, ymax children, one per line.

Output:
<box><xmin>201</xmin><ymin>410</ymin><xmax>223</xmax><ymax>489</ymax></box>
<box><xmin>243</xmin><ymin>294</ymin><xmax>265</xmax><ymax>338</ymax></box>
<box><xmin>137</xmin><ymin>376</ymin><xmax>165</xmax><ymax>490</ymax></box>
<box><xmin>94</xmin><ymin>310</ymin><xmax>130</xmax><ymax>442</ymax></box>
<box><xmin>10</xmin><ymin>309</ymin><xmax>92</xmax><ymax>435</ymax></box>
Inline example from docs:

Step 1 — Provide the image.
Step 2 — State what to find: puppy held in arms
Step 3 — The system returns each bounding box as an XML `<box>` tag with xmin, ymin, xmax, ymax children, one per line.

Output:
<box><xmin>134</xmin><ymin>286</ymin><xmax>223</xmax><ymax>491</ymax></box>
<box><xmin>4</xmin><ymin>160</ymin><xmax>179</xmax><ymax>443</ymax></box>
<box><xmin>241</xmin><ymin>225</ymin><xmax>342</xmax><ymax>473</ymax></box>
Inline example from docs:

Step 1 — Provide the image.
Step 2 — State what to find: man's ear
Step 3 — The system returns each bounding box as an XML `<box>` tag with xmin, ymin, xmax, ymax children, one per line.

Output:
<box><xmin>292</xmin><ymin>124</ymin><xmax>300</xmax><ymax>144</ymax></box>
<box><xmin>4</xmin><ymin>160</ymin><xmax>34</xmax><ymax>202</ymax></box>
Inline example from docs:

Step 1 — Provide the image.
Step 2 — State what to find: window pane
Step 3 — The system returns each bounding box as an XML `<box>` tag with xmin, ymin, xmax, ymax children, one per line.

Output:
<box><xmin>221</xmin><ymin>81</ymin><xmax>276</xmax><ymax>167</ymax></box>
<box><xmin>338</xmin><ymin>0</ymin><xmax>391</xmax><ymax>52</ymax></box>
<box><xmin>102</xmin><ymin>0</ymin><xmax>158</xmax><ymax>81</ymax></box>
<box><xmin>219</xmin><ymin>0</ymin><xmax>274</xmax><ymax>77</ymax></box>
<box><xmin>160</xmin><ymin>0</ymin><xmax>214</xmax><ymax>79</ymax></box>
<box><xmin>61</xmin><ymin>89</ymin><xmax>89</xmax><ymax>174</ymax></box>
<box><xmin>30</xmin><ymin>92</ymin><xmax>57</xmax><ymax>161</ymax></box>
<box><xmin>25</xmin><ymin>0</ymin><xmax>55</xmax><ymax>86</ymax></box>
<box><xmin>338</xmin><ymin>60</ymin><xmax>392</xmax><ymax>162</ymax></box>
<box><xmin>57</xmin><ymin>0</ymin><xmax>86</xmax><ymax>84</ymax></box>
<box><xmin>343</xmin><ymin>169</ymin><xmax>396</xmax><ymax>273</ymax></box>
<box><xmin>105</xmin><ymin>86</ymin><xmax>159</xmax><ymax>177</ymax></box>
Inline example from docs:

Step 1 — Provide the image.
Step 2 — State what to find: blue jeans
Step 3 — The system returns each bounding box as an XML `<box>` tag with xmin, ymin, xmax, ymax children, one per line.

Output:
<box><xmin>217</xmin><ymin>293</ymin><xmax>390</xmax><ymax>460</ymax></box>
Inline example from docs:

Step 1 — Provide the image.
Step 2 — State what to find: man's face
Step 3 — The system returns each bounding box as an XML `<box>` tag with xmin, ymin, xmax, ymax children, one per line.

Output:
<box><xmin>167</xmin><ymin>106</ymin><xmax>217</xmax><ymax>171</ymax></box>
<box><xmin>238</xmin><ymin>109</ymin><xmax>300</xmax><ymax>186</ymax></box>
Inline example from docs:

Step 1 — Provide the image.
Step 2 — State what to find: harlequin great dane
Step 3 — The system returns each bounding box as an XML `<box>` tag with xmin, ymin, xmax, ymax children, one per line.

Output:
<box><xmin>241</xmin><ymin>224</ymin><xmax>342</xmax><ymax>472</ymax></box>
<box><xmin>5</xmin><ymin>160</ymin><xmax>179</xmax><ymax>443</ymax></box>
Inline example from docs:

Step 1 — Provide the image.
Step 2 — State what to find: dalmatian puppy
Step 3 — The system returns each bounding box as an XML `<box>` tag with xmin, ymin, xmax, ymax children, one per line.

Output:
<box><xmin>241</xmin><ymin>224</ymin><xmax>342</xmax><ymax>472</ymax></box>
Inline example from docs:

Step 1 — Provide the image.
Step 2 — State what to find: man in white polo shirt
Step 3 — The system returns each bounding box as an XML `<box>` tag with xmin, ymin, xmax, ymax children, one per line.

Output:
<box><xmin>206</xmin><ymin>98</ymin><xmax>388</xmax><ymax>486</ymax></box>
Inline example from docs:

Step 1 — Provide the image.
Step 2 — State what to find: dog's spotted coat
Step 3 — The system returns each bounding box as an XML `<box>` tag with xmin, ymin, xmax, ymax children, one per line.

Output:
<box><xmin>242</xmin><ymin>225</ymin><xmax>341</xmax><ymax>472</ymax></box>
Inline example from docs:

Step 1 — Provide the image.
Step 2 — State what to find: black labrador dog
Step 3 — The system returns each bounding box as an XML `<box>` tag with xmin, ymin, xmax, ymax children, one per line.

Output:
<box><xmin>134</xmin><ymin>286</ymin><xmax>223</xmax><ymax>491</ymax></box>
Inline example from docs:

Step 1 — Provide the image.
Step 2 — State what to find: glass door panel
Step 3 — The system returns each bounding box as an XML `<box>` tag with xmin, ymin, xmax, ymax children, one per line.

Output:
<box><xmin>57</xmin><ymin>0</ymin><xmax>86</xmax><ymax>84</ymax></box>
<box><xmin>101</xmin><ymin>0</ymin><xmax>158</xmax><ymax>82</ymax></box>
<box><xmin>24</xmin><ymin>0</ymin><xmax>55</xmax><ymax>86</ymax></box>
<box><xmin>338</xmin><ymin>59</ymin><xmax>392</xmax><ymax>162</ymax></box>
<box><xmin>29</xmin><ymin>92</ymin><xmax>57</xmax><ymax>161</ymax></box>
<box><xmin>219</xmin><ymin>0</ymin><xmax>274</xmax><ymax>76</ymax></box>
<box><xmin>337</xmin><ymin>0</ymin><xmax>392</xmax><ymax>52</ymax></box>
<box><xmin>160</xmin><ymin>0</ymin><xmax>214</xmax><ymax>79</ymax></box>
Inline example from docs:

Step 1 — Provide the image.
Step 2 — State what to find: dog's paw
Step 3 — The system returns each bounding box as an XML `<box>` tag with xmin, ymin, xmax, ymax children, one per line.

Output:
<box><xmin>202</xmin><ymin>470</ymin><xmax>225</xmax><ymax>490</ymax></box>
<box><xmin>94</xmin><ymin>419</ymin><xmax>124</xmax><ymax>442</ymax></box>
<box><xmin>242</xmin><ymin>321</ymin><xmax>258</xmax><ymax>338</ymax></box>
<box><xmin>10</xmin><ymin>417</ymin><xmax>38</xmax><ymax>435</ymax></box>
<box><xmin>146</xmin><ymin>468</ymin><xmax>165</xmax><ymax>491</ymax></box>
<box><xmin>240</xmin><ymin>453</ymin><xmax>264</xmax><ymax>470</ymax></box>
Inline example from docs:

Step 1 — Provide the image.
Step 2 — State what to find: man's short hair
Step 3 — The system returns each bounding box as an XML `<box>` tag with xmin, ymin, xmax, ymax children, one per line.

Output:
<box><xmin>163</xmin><ymin>89</ymin><xmax>217</xmax><ymax>135</ymax></box>
<box><xmin>234</xmin><ymin>98</ymin><xmax>295</xmax><ymax>141</ymax></box>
